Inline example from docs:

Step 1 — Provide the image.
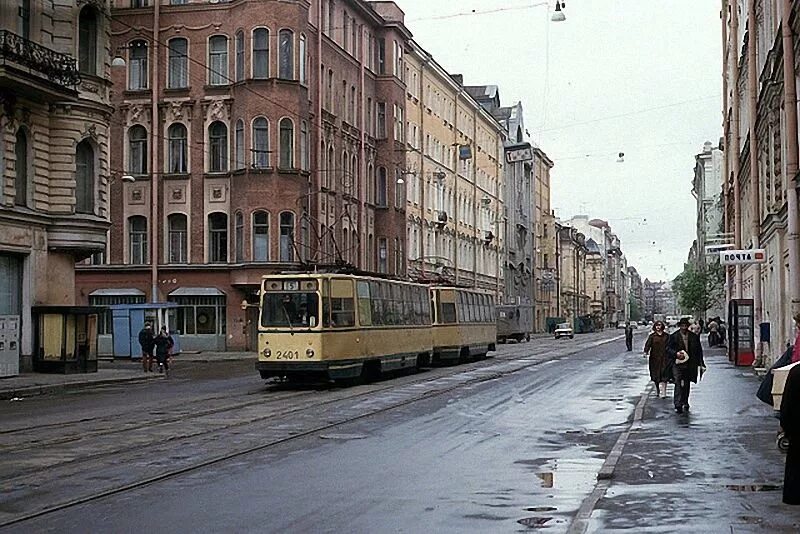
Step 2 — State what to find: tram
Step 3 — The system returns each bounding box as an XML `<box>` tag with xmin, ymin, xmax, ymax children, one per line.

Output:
<box><xmin>496</xmin><ymin>304</ymin><xmax>533</xmax><ymax>343</ymax></box>
<box><xmin>255</xmin><ymin>273</ymin><xmax>496</xmax><ymax>381</ymax></box>
<box><xmin>430</xmin><ymin>286</ymin><xmax>497</xmax><ymax>363</ymax></box>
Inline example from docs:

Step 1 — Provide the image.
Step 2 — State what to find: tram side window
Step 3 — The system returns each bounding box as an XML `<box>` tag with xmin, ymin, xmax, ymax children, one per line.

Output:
<box><xmin>439</xmin><ymin>292</ymin><xmax>457</xmax><ymax>324</ymax></box>
<box><xmin>370</xmin><ymin>281</ymin><xmax>384</xmax><ymax>325</ymax></box>
<box><xmin>480</xmin><ymin>294</ymin><xmax>487</xmax><ymax>322</ymax></box>
<box><xmin>330</xmin><ymin>296</ymin><xmax>355</xmax><ymax>327</ymax></box>
<box><xmin>388</xmin><ymin>284</ymin><xmax>401</xmax><ymax>325</ymax></box>
<box><xmin>412</xmin><ymin>287</ymin><xmax>423</xmax><ymax>325</ymax></box>
<box><xmin>403</xmin><ymin>286</ymin><xmax>414</xmax><ymax>324</ymax></box>
<box><xmin>357</xmin><ymin>281</ymin><xmax>372</xmax><ymax>326</ymax></box>
<box><xmin>422</xmin><ymin>289</ymin><xmax>432</xmax><ymax>325</ymax></box>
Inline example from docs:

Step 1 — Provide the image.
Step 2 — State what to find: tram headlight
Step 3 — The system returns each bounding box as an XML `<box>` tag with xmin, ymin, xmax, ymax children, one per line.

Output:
<box><xmin>306</xmin><ymin>348</ymin><xmax>315</xmax><ymax>358</ymax></box>
<box><xmin>262</xmin><ymin>348</ymin><xmax>271</xmax><ymax>358</ymax></box>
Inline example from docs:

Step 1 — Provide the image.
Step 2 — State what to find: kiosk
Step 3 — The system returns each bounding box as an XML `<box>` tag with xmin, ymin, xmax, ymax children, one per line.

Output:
<box><xmin>728</xmin><ymin>298</ymin><xmax>754</xmax><ymax>366</ymax></box>
<box><xmin>106</xmin><ymin>303</ymin><xmax>181</xmax><ymax>359</ymax></box>
<box><xmin>32</xmin><ymin>306</ymin><xmax>104</xmax><ymax>373</ymax></box>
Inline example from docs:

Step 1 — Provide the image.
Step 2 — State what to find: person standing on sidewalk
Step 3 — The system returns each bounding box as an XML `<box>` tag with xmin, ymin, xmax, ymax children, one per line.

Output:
<box><xmin>138</xmin><ymin>322</ymin><xmax>155</xmax><ymax>373</ymax></box>
<box><xmin>625</xmin><ymin>322</ymin><xmax>634</xmax><ymax>351</ymax></box>
<box><xmin>666</xmin><ymin>317</ymin><xmax>706</xmax><ymax>414</ymax></box>
<box><xmin>779</xmin><ymin>316</ymin><xmax>800</xmax><ymax>505</ymax></box>
<box><xmin>153</xmin><ymin>326</ymin><xmax>174</xmax><ymax>375</ymax></box>
<box><xmin>643</xmin><ymin>321</ymin><xmax>671</xmax><ymax>398</ymax></box>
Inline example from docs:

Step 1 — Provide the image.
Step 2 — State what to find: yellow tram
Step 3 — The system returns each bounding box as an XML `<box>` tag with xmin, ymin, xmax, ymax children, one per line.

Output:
<box><xmin>256</xmin><ymin>273</ymin><xmax>433</xmax><ymax>380</ymax></box>
<box><xmin>429</xmin><ymin>286</ymin><xmax>496</xmax><ymax>363</ymax></box>
<box><xmin>255</xmin><ymin>273</ymin><xmax>497</xmax><ymax>381</ymax></box>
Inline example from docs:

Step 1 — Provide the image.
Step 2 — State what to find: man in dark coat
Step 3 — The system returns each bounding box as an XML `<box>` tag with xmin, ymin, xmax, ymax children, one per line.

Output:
<box><xmin>624</xmin><ymin>322</ymin><xmax>634</xmax><ymax>351</ymax></box>
<box><xmin>666</xmin><ymin>317</ymin><xmax>706</xmax><ymax>414</ymax></box>
<box><xmin>138</xmin><ymin>322</ymin><xmax>155</xmax><ymax>372</ymax></box>
<box><xmin>780</xmin><ymin>361</ymin><xmax>800</xmax><ymax>504</ymax></box>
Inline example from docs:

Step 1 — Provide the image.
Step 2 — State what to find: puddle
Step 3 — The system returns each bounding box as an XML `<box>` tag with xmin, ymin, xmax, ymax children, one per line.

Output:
<box><xmin>535</xmin><ymin>458</ymin><xmax>601</xmax><ymax>492</ymax></box>
<box><xmin>517</xmin><ymin>516</ymin><xmax>552</xmax><ymax>528</ymax></box>
<box><xmin>526</xmin><ymin>506</ymin><xmax>557</xmax><ymax>512</ymax></box>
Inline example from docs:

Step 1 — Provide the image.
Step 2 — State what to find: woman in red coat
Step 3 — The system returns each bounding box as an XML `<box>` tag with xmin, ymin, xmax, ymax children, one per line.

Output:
<box><xmin>643</xmin><ymin>321</ymin><xmax>671</xmax><ymax>398</ymax></box>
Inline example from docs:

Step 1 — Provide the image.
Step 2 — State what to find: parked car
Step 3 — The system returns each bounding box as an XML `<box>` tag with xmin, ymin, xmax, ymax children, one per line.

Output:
<box><xmin>554</xmin><ymin>322</ymin><xmax>574</xmax><ymax>339</ymax></box>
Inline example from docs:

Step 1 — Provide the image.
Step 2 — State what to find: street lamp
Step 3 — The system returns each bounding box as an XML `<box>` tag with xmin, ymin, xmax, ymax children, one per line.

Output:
<box><xmin>551</xmin><ymin>1</ymin><xmax>566</xmax><ymax>22</ymax></box>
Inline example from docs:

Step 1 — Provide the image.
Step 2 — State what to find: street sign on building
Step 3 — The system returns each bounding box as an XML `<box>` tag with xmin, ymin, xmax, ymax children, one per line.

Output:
<box><xmin>720</xmin><ymin>249</ymin><xmax>767</xmax><ymax>265</ymax></box>
<box><xmin>505</xmin><ymin>143</ymin><xmax>533</xmax><ymax>163</ymax></box>
<box><xmin>704</xmin><ymin>243</ymin><xmax>735</xmax><ymax>255</ymax></box>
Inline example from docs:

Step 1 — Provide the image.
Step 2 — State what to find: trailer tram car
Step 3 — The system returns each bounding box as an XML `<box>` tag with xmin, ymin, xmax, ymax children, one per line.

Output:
<box><xmin>496</xmin><ymin>304</ymin><xmax>533</xmax><ymax>343</ymax></box>
<box><xmin>256</xmin><ymin>273</ymin><xmax>434</xmax><ymax>381</ymax></box>
<box><xmin>430</xmin><ymin>286</ymin><xmax>497</xmax><ymax>364</ymax></box>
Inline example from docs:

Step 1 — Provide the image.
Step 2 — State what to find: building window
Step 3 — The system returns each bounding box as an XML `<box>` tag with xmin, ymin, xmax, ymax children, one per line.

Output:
<box><xmin>394</xmin><ymin>169</ymin><xmax>405</xmax><ymax>208</ymax></box>
<box><xmin>393</xmin><ymin>40</ymin><xmax>403</xmax><ymax>77</ymax></box>
<box><xmin>252</xmin><ymin>117</ymin><xmax>269</xmax><ymax>168</ymax></box>
<box><xmin>131</xmin><ymin>0</ymin><xmax>148</xmax><ymax>6</ymax></box>
<box><xmin>167</xmin><ymin>123</ymin><xmax>188</xmax><ymax>173</ymax></box>
<box><xmin>208</xmin><ymin>35</ymin><xmax>228</xmax><ymax>85</ymax></box>
<box><xmin>234</xmin><ymin>211</ymin><xmax>244</xmax><ymax>262</ymax></box>
<box><xmin>128</xmin><ymin>216</ymin><xmax>148</xmax><ymax>265</ymax></box>
<box><xmin>128</xmin><ymin>125</ymin><xmax>148</xmax><ymax>175</ymax></box>
<box><xmin>169</xmin><ymin>0</ymin><xmax>187</xmax><ymax>4</ymax></box>
<box><xmin>167</xmin><ymin>37</ymin><xmax>188</xmax><ymax>88</ymax></box>
<box><xmin>299</xmin><ymin>34</ymin><xmax>307</xmax><ymax>84</ymax></box>
<box><xmin>279</xmin><ymin>211</ymin><xmax>294</xmax><ymax>262</ymax></box>
<box><xmin>253</xmin><ymin>210</ymin><xmax>269</xmax><ymax>261</ymax></box>
<box><xmin>377</xmin><ymin>102</ymin><xmax>386</xmax><ymax>139</ymax></box>
<box><xmin>208</xmin><ymin>121</ymin><xmax>228</xmax><ymax>172</ymax></box>
<box><xmin>234</xmin><ymin>119</ymin><xmax>245</xmax><ymax>170</ymax></box>
<box><xmin>394</xmin><ymin>237</ymin><xmax>403</xmax><ymax>274</ymax></box>
<box><xmin>377</xmin><ymin>38</ymin><xmax>386</xmax><ymax>74</ymax></box>
<box><xmin>168</xmin><ymin>213</ymin><xmax>188</xmax><ymax>263</ymax></box>
<box><xmin>78</xmin><ymin>7</ymin><xmax>98</xmax><ymax>75</ymax></box>
<box><xmin>279</xmin><ymin>29</ymin><xmax>294</xmax><ymax>79</ymax></box>
<box><xmin>18</xmin><ymin>0</ymin><xmax>31</xmax><ymax>39</ymax></box>
<box><xmin>252</xmin><ymin>28</ymin><xmax>269</xmax><ymax>79</ymax></box>
<box><xmin>378</xmin><ymin>238</ymin><xmax>388</xmax><ymax>273</ymax></box>
<box><xmin>75</xmin><ymin>140</ymin><xmax>94</xmax><ymax>214</ymax></box>
<box><xmin>128</xmin><ymin>40</ymin><xmax>148</xmax><ymax>90</ymax></box>
<box><xmin>208</xmin><ymin>212</ymin><xmax>228</xmax><ymax>263</ymax></box>
<box><xmin>300</xmin><ymin>121</ymin><xmax>309</xmax><ymax>171</ymax></box>
<box><xmin>376</xmin><ymin>166</ymin><xmax>387</xmax><ymax>207</ymax></box>
<box><xmin>235</xmin><ymin>31</ymin><xmax>245</xmax><ymax>82</ymax></box>
<box><xmin>172</xmin><ymin>295</ymin><xmax>226</xmax><ymax>335</ymax></box>
<box><xmin>14</xmin><ymin>128</ymin><xmax>29</xmax><ymax>207</ymax></box>
<box><xmin>279</xmin><ymin>118</ymin><xmax>294</xmax><ymax>169</ymax></box>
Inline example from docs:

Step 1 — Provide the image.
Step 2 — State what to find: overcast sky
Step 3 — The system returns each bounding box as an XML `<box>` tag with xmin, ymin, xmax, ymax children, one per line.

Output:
<box><xmin>397</xmin><ymin>0</ymin><xmax>723</xmax><ymax>282</ymax></box>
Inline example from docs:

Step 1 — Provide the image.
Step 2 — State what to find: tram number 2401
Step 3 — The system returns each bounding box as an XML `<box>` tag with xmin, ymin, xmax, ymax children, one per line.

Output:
<box><xmin>275</xmin><ymin>350</ymin><xmax>300</xmax><ymax>360</ymax></box>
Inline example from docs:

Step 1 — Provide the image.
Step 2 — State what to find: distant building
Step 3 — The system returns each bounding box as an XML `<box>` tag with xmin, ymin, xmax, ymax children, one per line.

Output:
<box><xmin>692</xmin><ymin>141</ymin><xmax>724</xmax><ymax>267</ymax></box>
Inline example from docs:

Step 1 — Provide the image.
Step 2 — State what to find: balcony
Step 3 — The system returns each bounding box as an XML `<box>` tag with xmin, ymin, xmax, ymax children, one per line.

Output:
<box><xmin>0</xmin><ymin>30</ymin><xmax>80</xmax><ymax>100</ymax></box>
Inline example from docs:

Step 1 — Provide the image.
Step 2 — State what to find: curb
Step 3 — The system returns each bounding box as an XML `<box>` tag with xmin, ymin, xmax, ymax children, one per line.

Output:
<box><xmin>0</xmin><ymin>374</ymin><xmax>165</xmax><ymax>401</ymax></box>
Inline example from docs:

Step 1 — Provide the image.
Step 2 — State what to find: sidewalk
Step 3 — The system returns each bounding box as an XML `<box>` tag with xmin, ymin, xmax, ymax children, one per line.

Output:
<box><xmin>175</xmin><ymin>351</ymin><xmax>255</xmax><ymax>362</ymax></box>
<box><xmin>587</xmin><ymin>347</ymin><xmax>800</xmax><ymax>532</ymax></box>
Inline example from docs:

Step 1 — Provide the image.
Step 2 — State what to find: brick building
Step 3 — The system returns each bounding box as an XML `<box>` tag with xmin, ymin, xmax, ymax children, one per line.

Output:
<box><xmin>76</xmin><ymin>0</ymin><xmax>411</xmax><ymax>351</ymax></box>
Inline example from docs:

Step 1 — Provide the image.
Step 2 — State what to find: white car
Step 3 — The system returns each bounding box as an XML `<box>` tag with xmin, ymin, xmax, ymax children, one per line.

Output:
<box><xmin>554</xmin><ymin>322</ymin><xmax>574</xmax><ymax>339</ymax></box>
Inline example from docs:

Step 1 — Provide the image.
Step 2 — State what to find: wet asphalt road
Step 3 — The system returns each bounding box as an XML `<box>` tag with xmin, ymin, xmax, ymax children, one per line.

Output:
<box><xmin>1</xmin><ymin>331</ymin><xmax>796</xmax><ymax>533</ymax></box>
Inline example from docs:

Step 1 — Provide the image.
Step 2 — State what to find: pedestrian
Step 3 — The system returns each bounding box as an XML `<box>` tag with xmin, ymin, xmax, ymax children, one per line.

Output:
<box><xmin>790</xmin><ymin>313</ymin><xmax>800</xmax><ymax>364</ymax></box>
<box><xmin>138</xmin><ymin>322</ymin><xmax>155</xmax><ymax>373</ymax></box>
<box><xmin>698</xmin><ymin>317</ymin><xmax>705</xmax><ymax>334</ymax></box>
<box><xmin>708</xmin><ymin>319</ymin><xmax>720</xmax><ymax>347</ymax></box>
<box><xmin>689</xmin><ymin>322</ymin><xmax>701</xmax><ymax>336</ymax></box>
<box><xmin>666</xmin><ymin>317</ymin><xmax>706</xmax><ymax>414</ymax></box>
<box><xmin>780</xmin><ymin>330</ymin><xmax>800</xmax><ymax>505</ymax></box>
<box><xmin>643</xmin><ymin>321</ymin><xmax>671</xmax><ymax>398</ymax></box>
<box><xmin>153</xmin><ymin>326</ymin><xmax>175</xmax><ymax>375</ymax></box>
<box><xmin>625</xmin><ymin>322</ymin><xmax>634</xmax><ymax>352</ymax></box>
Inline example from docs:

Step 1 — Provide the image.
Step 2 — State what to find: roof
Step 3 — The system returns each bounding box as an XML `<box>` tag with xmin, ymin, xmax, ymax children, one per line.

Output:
<box><xmin>89</xmin><ymin>288</ymin><xmax>146</xmax><ymax>297</ymax></box>
<box><xmin>168</xmin><ymin>287</ymin><xmax>225</xmax><ymax>297</ymax></box>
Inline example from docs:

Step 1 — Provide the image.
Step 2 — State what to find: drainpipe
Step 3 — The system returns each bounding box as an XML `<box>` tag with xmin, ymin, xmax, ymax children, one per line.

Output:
<box><xmin>729</xmin><ymin>0</ymin><xmax>743</xmax><ymax>298</ymax></box>
<box><xmin>317</xmin><ymin>0</ymin><xmax>323</xmax><ymax>265</ymax></box>
<box><xmin>359</xmin><ymin>25</ymin><xmax>366</xmax><ymax>269</ymax></box>
<box><xmin>150</xmin><ymin>0</ymin><xmax>160</xmax><ymax>303</ymax></box>
<box><xmin>782</xmin><ymin>0</ymin><xmax>800</xmax><ymax>320</ymax></box>
<box><xmin>747</xmin><ymin>0</ymin><xmax>763</xmax><ymax>363</ymax></box>
<box><xmin>721</xmin><ymin>1</ymin><xmax>731</xmax><ymax>306</ymax></box>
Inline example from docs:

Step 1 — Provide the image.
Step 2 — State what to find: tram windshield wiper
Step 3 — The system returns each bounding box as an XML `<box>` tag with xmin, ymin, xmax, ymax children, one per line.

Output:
<box><xmin>282</xmin><ymin>303</ymin><xmax>295</xmax><ymax>336</ymax></box>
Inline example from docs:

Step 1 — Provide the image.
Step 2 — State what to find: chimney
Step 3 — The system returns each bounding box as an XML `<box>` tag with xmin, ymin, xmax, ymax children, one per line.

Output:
<box><xmin>450</xmin><ymin>74</ymin><xmax>463</xmax><ymax>86</ymax></box>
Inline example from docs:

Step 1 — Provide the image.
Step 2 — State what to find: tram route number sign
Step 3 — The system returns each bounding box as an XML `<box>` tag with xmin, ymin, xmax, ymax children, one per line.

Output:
<box><xmin>720</xmin><ymin>249</ymin><xmax>766</xmax><ymax>265</ymax></box>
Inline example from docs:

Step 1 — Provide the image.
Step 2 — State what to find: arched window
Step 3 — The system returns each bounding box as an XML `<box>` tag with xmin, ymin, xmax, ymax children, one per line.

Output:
<box><xmin>128</xmin><ymin>216</ymin><xmax>148</xmax><ymax>265</ymax></box>
<box><xmin>341</xmin><ymin>151</ymin><xmax>349</xmax><ymax>193</ymax></box>
<box><xmin>208</xmin><ymin>35</ymin><xmax>228</xmax><ymax>85</ymax></box>
<box><xmin>278</xmin><ymin>29</ymin><xmax>294</xmax><ymax>79</ymax></box>
<box><xmin>234</xmin><ymin>211</ymin><xmax>244</xmax><ymax>262</ymax></box>
<box><xmin>208</xmin><ymin>121</ymin><xmax>228</xmax><ymax>172</ymax></box>
<box><xmin>128</xmin><ymin>125</ymin><xmax>148</xmax><ymax>175</ymax></box>
<box><xmin>167</xmin><ymin>123</ymin><xmax>187</xmax><ymax>173</ymax></box>
<box><xmin>252</xmin><ymin>28</ymin><xmax>269</xmax><ymax>78</ymax></box>
<box><xmin>300</xmin><ymin>121</ymin><xmax>309</xmax><ymax>171</ymax></box>
<box><xmin>78</xmin><ymin>7</ymin><xmax>98</xmax><ymax>75</ymax></box>
<box><xmin>299</xmin><ymin>34</ymin><xmax>307</xmax><ymax>84</ymax></box>
<box><xmin>167</xmin><ymin>213</ymin><xmax>187</xmax><ymax>263</ymax></box>
<box><xmin>14</xmin><ymin>128</ymin><xmax>29</xmax><ymax>207</ymax></box>
<box><xmin>253</xmin><ymin>210</ymin><xmax>269</xmax><ymax>261</ymax></box>
<box><xmin>234</xmin><ymin>119</ymin><xmax>245</xmax><ymax>170</ymax></box>
<box><xmin>327</xmin><ymin>146</ymin><xmax>335</xmax><ymax>189</ymax></box>
<box><xmin>279</xmin><ymin>212</ymin><xmax>294</xmax><ymax>262</ymax></box>
<box><xmin>75</xmin><ymin>139</ymin><xmax>94</xmax><ymax>214</ymax></box>
<box><xmin>167</xmin><ymin>37</ymin><xmax>188</xmax><ymax>88</ymax></box>
<box><xmin>279</xmin><ymin>118</ymin><xmax>294</xmax><ymax>169</ymax></box>
<box><xmin>128</xmin><ymin>40</ymin><xmax>148</xmax><ymax>90</ymax></box>
<box><xmin>208</xmin><ymin>212</ymin><xmax>228</xmax><ymax>263</ymax></box>
<box><xmin>235</xmin><ymin>30</ymin><xmax>245</xmax><ymax>82</ymax></box>
<box><xmin>252</xmin><ymin>117</ymin><xmax>269</xmax><ymax>168</ymax></box>
<box><xmin>376</xmin><ymin>166</ymin><xmax>387</xmax><ymax>207</ymax></box>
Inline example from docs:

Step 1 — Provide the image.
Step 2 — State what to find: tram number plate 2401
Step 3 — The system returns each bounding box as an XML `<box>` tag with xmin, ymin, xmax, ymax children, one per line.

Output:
<box><xmin>275</xmin><ymin>350</ymin><xmax>300</xmax><ymax>360</ymax></box>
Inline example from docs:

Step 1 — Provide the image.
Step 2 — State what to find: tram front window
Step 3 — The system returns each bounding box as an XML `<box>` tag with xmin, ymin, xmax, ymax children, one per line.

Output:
<box><xmin>261</xmin><ymin>293</ymin><xmax>319</xmax><ymax>328</ymax></box>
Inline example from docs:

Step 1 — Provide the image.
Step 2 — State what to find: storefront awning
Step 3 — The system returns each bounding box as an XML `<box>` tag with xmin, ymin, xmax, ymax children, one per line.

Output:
<box><xmin>89</xmin><ymin>288</ymin><xmax>146</xmax><ymax>297</ymax></box>
<box><xmin>168</xmin><ymin>287</ymin><xmax>225</xmax><ymax>297</ymax></box>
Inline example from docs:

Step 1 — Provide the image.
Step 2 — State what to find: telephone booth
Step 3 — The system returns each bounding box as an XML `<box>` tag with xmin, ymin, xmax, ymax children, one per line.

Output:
<box><xmin>32</xmin><ymin>306</ymin><xmax>104</xmax><ymax>373</ymax></box>
<box><xmin>728</xmin><ymin>298</ymin><xmax>754</xmax><ymax>366</ymax></box>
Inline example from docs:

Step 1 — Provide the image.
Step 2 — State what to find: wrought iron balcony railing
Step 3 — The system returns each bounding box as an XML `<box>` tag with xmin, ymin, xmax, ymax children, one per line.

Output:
<box><xmin>0</xmin><ymin>30</ymin><xmax>80</xmax><ymax>88</ymax></box>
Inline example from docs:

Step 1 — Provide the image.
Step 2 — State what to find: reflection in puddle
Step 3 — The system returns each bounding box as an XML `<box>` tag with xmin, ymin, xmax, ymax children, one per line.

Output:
<box><xmin>536</xmin><ymin>458</ymin><xmax>601</xmax><ymax>492</ymax></box>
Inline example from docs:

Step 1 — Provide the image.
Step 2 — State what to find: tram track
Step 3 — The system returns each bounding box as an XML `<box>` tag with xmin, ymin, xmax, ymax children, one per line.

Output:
<box><xmin>0</xmin><ymin>334</ymin><xmax>620</xmax><ymax>529</ymax></box>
